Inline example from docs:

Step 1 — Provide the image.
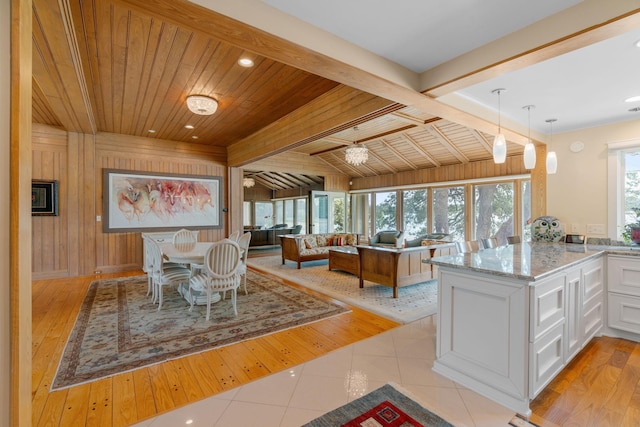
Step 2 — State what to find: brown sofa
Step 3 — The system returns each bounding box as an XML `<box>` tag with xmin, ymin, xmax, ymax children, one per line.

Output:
<box><xmin>280</xmin><ymin>233</ymin><xmax>359</xmax><ymax>268</ymax></box>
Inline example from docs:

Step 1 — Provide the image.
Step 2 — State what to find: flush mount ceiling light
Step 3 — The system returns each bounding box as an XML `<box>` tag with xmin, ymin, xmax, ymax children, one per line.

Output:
<box><xmin>545</xmin><ymin>119</ymin><xmax>558</xmax><ymax>174</ymax></box>
<box><xmin>523</xmin><ymin>105</ymin><xmax>536</xmax><ymax>169</ymax></box>
<box><xmin>625</xmin><ymin>95</ymin><xmax>640</xmax><ymax>103</ymax></box>
<box><xmin>243</xmin><ymin>177</ymin><xmax>255</xmax><ymax>188</ymax></box>
<box><xmin>186</xmin><ymin>95</ymin><xmax>218</xmax><ymax>115</ymax></box>
<box><xmin>491</xmin><ymin>88</ymin><xmax>507</xmax><ymax>164</ymax></box>
<box><xmin>345</xmin><ymin>126</ymin><xmax>368</xmax><ymax>166</ymax></box>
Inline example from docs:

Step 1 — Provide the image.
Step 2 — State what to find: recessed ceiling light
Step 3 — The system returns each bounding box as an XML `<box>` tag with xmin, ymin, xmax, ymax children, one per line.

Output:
<box><xmin>147</xmin><ymin>129</ymin><xmax>156</xmax><ymax>133</ymax></box>
<box><xmin>636</xmin><ymin>39</ymin><xmax>640</xmax><ymax>48</ymax></box>
<box><xmin>185</xmin><ymin>124</ymin><xmax>194</xmax><ymax>129</ymax></box>
<box><xmin>191</xmin><ymin>135</ymin><xmax>198</xmax><ymax>139</ymax></box>
<box><xmin>625</xmin><ymin>96</ymin><xmax>640</xmax><ymax>103</ymax></box>
<box><xmin>238</xmin><ymin>57</ymin><xmax>254</xmax><ymax>67</ymax></box>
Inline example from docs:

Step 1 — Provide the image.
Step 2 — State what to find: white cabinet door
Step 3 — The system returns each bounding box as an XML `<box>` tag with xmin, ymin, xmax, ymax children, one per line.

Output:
<box><xmin>530</xmin><ymin>274</ymin><xmax>566</xmax><ymax>343</ymax></box>
<box><xmin>565</xmin><ymin>267</ymin><xmax>582</xmax><ymax>361</ymax></box>
<box><xmin>582</xmin><ymin>257</ymin><xmax>604</xmax><ymax>344</ymax></box>
<box><xmin>530</xmin><ymin>322</ymin><xmax>565</xmax><ymax>397</ymax></box>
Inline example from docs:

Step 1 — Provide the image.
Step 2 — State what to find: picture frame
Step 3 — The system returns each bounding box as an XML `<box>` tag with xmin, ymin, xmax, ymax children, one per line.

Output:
<box><xmin>103</xmin><ymin>169</ymin><xmax>223</xmax><ymax>233</ymax></box>
<box><xmin>32</xmin><ymin>180</ymin><xmax>59</xmax><ymax>216</ymax></box>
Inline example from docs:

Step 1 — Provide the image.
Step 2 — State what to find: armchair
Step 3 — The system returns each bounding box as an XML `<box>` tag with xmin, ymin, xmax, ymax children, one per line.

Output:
<box><xmin>369</xmin><ymin>230</ymin><xmax>404</xmax><ymax>248</ymax></box>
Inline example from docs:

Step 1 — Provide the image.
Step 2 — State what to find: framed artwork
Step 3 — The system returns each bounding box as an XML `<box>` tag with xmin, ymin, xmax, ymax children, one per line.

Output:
<box><xmin>32</xmin><ymin>180</ymin><xmax>59</xmax><ymax>216</ymax></box>
<box><xmin>103</xmin><ymin>169</ymin><xmax>222</xmax><ymax>233</ymax></box>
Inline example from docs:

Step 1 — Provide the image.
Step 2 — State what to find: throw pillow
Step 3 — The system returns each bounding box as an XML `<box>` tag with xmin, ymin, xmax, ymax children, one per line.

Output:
<box><xmin>304</xmin><ymin>237</ymin><xmax>317</xmax><ymax>249</ymax></box>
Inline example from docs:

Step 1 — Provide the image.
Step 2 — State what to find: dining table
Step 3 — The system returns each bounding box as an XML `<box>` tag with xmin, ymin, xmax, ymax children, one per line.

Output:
<box><xmin>159</xmin><ymin>241</ymin><xmax>219</xmax><ymax>306</ymax></box>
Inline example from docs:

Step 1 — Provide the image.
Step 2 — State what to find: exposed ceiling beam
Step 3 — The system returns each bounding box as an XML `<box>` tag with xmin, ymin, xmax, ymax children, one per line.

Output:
<box><xmin>427</xmin><ymin>124</ymin><xmax>469</xmax><ymax>164</ymax></box>
<box><xmin>379</xmin><ymin>139</ymin><xmax>419</xmax><ymax>170</ymax></box>
<box><xmin>469</xmin><ymin>129</ymin><xmax>494</xmax><ymax>155</ymax></box>
<box><xmin>400</xmin><ymin>133</ymin><xmax>441</xmax><ymax>168</ymax></box>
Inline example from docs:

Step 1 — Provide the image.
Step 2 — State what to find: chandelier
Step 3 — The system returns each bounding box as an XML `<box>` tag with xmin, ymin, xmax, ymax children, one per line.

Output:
<box><xmin>345</xmin><ymin>126</ymin><xmax>368</xmax><ymax>166</ymax></box>
<box><xmin>345</xmin><ymin>145</ymin><xmax>368</xmax><ymax>166</ymax></box>
<box><xmin>243</xmin><ymin>177</ymin><xmax>255</xmax><ymax>188</ymax></box>
<box><xmin>186</xmin><ymin>95</ymin><xmax>218</xmax><ymax>115</ymax></box>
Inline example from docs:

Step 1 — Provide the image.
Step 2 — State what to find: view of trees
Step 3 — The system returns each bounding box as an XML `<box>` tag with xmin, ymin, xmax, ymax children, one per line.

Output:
<box><xmin>474</xmin><ymin>183</ymin><xmax>514</xmax><ymax>245</ymax></box>
<box><xmin>375</xmin><ymin>192</ymin><xmax>397</xmax><ymax>232</ymax></box>
<box><xmin>402</xmin><ymin>190</ymin><xmax>427</xmax><ymax>238</ymax></box>
<box><xmin>433</xmin><ymin>187</ymin><xmax>465</xmax><ymax>241</ymax></box>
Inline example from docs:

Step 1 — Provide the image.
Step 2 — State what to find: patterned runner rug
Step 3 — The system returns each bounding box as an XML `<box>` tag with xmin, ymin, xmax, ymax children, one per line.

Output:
<box><xmin>304</xmin><ymin>383</ymin><xmax>453</xmax><ymax>426</ymax></box>
<box><xmin>247</xmin><ymin>256</ymin><xmax>438</xmax><ymax>323</ymax></box>
<box><xmin>51</xmin><ymin>270</ymin><xmax>349</xmax><ymax>390</ymax></box>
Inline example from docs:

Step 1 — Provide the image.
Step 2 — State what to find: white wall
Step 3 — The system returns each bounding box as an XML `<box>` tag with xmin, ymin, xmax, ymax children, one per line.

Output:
<box><xmin>547</xmin><ymin>119</ymin><xmax>640</xmax><ymax>238</ymax></box>
<box><xmin>1</xmin><ymin>0</ymin><xmax>11</xmax><ymax>424</ymax></box>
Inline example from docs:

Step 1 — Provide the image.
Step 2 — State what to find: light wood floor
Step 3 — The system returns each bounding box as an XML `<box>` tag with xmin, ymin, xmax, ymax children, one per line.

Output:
<box><xmin>31</xmin><ymin>261</ymin><xmax>399</xmax><ymax>427</ymax></box>
<box><xmin>32</xmin><ymin>249</ymin><xmax>640</xmax><ymax>427</ymax></box>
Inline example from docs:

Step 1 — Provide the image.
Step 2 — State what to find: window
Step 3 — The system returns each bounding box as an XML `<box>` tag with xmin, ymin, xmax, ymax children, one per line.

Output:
<box><xmin>254</xmin><ymin>201</ymin><xmax>273</xmax><ymax>228</ymax></box>
<box><xmin>520</xmin><ymin>180</ymin><xmax>532</xmax><ymax>241</ymax></box>
<box><xmin>402</xmin><ymin>189</ymin><xmax>427</xmax><ymax>239</ymax></box>
<box><xmin>432</xmin><ymin>186</ymin><xmax>465</xmax><ymax>242</ymax></box>
<box><xmin>607</xmin><ymin>140</ymin><xmax>640</xmax><ymax>241</ymax></box>
<box><xmin>473</xmin><ymin>183</ymin><xmax>514</xmax><ymax>245</ymax></box>
<box><xmin>273</xmin><ymin>200</ymin><xmax>283</xmax><ymax>225</ymax></box>
<box><xmin>374</xmin><ymin>191</ymin><xmax>397</xmax><ymax>232</ymax></box>
<box><xmin>243</xmin><ymin>201</ymin><xmax>252</xmax><ymax>226</ymax></box>
<box><xmin>295</xmin><ymin>198</ymin><xmax>307</xmax><ymax>232</ymax></box>
<box><xmin>284</xmin><ymin>200</ymin><xmax>294</xmax><ymax>227</ymax></box>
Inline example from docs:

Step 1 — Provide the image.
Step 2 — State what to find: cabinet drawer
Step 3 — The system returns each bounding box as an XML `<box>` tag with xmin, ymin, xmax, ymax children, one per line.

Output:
<box><xmin>608</xmin><ymin>292</ymin><xmax>640</xmax><ymax>335</ymax></box>
<box><xmin>530</xmin><ymin>322</ymin><xmax>565</xmax><ymax>398</ymax></box>
<box><xmin>531</xmin><ymin>274</ymin><xmax>566</xmax><ymax>342</ymax></box>
<box><xmin>608</xmin><ymin>256</ymin><xmax>640</xmax><ymax>297</ymax></box>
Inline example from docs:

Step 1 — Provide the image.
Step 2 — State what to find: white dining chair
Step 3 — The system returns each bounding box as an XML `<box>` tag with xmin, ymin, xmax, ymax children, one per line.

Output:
<box><xmin>480</xmin><ymin>237</ymin><xmax>498</xmax><ymax>249</ymax></box>
<box><xmin>235</xmin><ymin>232</ymin><xmax>252</xmax><ymax>296</ymax></box>
<box><xmin>147</xmin><ymin>239</ymin><xmax>191</xmax><ymax>310</ymax></box>
<box><xmin>455</xmin><ymin>240</ymin><xmax>480</xmax><ymax>254</ymax></box>
<box><xmin>228</xmin><ymin>229</ymin><xmax>241</xmax><ymax>242</ymax></box>
<box><xmin>188</xmin><ymin>239</ymin><xmax>242</xmax><ymax>321</ymax></box>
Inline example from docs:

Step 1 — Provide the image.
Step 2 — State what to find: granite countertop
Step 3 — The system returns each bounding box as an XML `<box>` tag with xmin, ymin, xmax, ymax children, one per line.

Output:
<box><xmin>425</xmin><ymin>242</ymin><xmax>640</xmax><ymax>282</ymax></box>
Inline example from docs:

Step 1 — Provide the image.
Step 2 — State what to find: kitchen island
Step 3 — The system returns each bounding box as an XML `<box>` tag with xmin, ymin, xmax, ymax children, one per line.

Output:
<box><xmin>425</xmin><ymin>242</ymin><xmax>640</xmax><ymax>416</ymax></box>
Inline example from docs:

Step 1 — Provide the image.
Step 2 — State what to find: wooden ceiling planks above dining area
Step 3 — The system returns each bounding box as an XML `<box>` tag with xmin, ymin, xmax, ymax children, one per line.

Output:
<box><xmin>31</xmin><ymin>0</ymin><xmax>529</xmax><ymax>190</ymax></box>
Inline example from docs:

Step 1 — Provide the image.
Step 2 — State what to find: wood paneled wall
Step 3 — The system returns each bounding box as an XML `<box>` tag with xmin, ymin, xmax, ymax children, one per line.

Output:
<box><xmin>32</xmin><ymin>124</ymin><xmax>234</xmax><ymax>279</ymax></box>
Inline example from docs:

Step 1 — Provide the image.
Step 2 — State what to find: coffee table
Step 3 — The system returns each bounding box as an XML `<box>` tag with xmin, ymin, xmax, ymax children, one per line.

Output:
<box><xmin>328</xmin><ymin>246</ymin><xmax>360</xmax><ymax>276</ymax></box>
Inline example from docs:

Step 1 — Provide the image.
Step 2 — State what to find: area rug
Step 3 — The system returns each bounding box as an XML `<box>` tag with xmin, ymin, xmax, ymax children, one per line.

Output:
<box><xmin>51</xmin><ymin>270</ymin><xmax>349</xmax><ymax>390</ymax></box>
<box><xmin>247</xmin><ymin>256</ymin><xmax>438</xmax><ymax>323</ymax></box>
<box><xmin>304</xmin><ymin>383</ymin><xmax>453</xmax><ymax>426</ymax></box>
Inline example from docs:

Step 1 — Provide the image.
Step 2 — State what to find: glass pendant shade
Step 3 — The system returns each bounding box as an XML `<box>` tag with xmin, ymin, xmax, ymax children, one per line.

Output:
<box><xmin>493</xmin><ymin>133</ymin><xmax>507</xmax><ymax>163</ymax></box>
<box><xmin>345</xmin><ymin>145</ymin><xmax>368</xmax><ymax>166</ymax></box>
<box><xmin>242</xmin><ymin>177</ymin><xmax>255</xmax><ymax>188</ymax></box>
<box><xmin>546</xmin><ymin>152</ymin><xmax>557</xmax><ymax>174</ymax></box>
<box><xmin>524</xmin><ymin>142</ymin><xmax>536</xmax><ymax>169</ymax></box>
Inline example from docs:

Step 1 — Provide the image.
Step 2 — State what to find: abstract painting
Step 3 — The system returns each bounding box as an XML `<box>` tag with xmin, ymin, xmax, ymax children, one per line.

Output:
<box><xmin>102</xmin><ymin>169</ymin><xmax>222</xmax><ymax>232</ymax></box>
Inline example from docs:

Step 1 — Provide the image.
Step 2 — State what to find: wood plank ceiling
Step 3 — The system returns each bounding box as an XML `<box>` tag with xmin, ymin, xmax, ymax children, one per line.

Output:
<box><xmin>31</xmin><ymin>0</ymin><xmax>526</xmax><ymax>190</ymax></box>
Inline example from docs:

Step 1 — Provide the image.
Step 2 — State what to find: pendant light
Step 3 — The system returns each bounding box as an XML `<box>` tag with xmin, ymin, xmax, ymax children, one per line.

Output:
<box><xmin>545</xmin><ymin>119</ymin><xmax>558</xmax><ymax>174</ymax></box>
<box><xmin>491</xmin><ymin>88</ymin><xmax>507</xmax><ymax>164</ymax></box>
<box><xmin>522</xmin><ymin>105</ymin><xmax>536</xmax><ymax>169</ymax></box>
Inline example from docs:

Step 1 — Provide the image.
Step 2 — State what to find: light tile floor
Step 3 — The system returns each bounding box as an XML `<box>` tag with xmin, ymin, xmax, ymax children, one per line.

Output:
<box><xmin>132</xmin><ymin>315</ymin><xmax>516</xmax><ymax>427</ymax></box>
